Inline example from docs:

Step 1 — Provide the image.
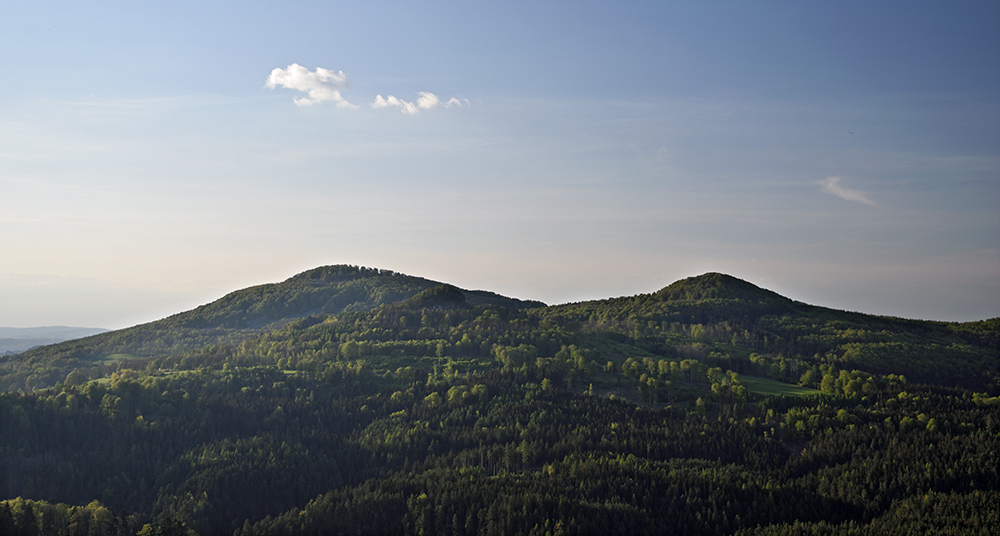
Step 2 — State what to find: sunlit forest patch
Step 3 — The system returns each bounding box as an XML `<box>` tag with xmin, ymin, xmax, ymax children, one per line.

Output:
<box><xmin>1</xmin><ymin>268</ymin><xmax>997</xmax><ymax>535</ymax></box>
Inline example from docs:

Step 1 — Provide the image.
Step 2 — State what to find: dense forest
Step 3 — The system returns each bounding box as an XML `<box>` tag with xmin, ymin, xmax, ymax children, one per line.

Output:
<box><xmin>1</xmin><ymin>266</ymin><xmax>997</xmax><ymax>535</ymax></box>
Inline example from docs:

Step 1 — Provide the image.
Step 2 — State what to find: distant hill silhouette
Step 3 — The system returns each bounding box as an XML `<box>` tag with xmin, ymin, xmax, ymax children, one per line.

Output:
<box><xmin>4</xmin><ymin>266</ymin><xmax>543</xmax><ymax>364</ymax></box>
<box><xmin>0</xmin><ymin>326</ymin><xmax>108</xmax><ymax>355</ymax></box>
<box><xmin>1</xmin><ymin>266</ymin><xmax>995</xmax><ymax>393</ymax></box>
<box><xmin>1</xmin><ymin>268</ymin><xmax>997</xmax><ymax>536</ymax></box>
<box><xmin>655</xmin><ymin>273</ymin><xmax>792</xmax><ymax>304</ymax></box>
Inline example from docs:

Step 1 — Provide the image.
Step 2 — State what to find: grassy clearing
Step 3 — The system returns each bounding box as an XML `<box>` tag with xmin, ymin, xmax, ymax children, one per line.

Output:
<box><xmin>742</xmin><ymin>375</ymin><xmax>822</xmax><ymax>397</ymax></box>
<box><xmin>97</xmin><ymin>353</ymin><xmax>137</xmax><ymax>365</ymax></box>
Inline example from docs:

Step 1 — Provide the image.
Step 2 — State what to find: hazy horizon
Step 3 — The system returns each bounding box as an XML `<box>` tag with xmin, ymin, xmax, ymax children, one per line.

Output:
<box><xmin>2</xmin><ymin>1</ymin><xmax>997</xmax><ymax>329</ymax></box>
<box><xmin>0</xmin><ymin>265</ymin><xmax>995</xmax><ymax>332</ymax></box>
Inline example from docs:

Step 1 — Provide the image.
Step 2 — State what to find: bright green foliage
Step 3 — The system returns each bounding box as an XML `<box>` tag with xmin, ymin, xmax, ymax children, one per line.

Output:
<box><xmin>0</xmin><ymin>268</ymin><xmax>997</xmax><ymax>535</ymax></box>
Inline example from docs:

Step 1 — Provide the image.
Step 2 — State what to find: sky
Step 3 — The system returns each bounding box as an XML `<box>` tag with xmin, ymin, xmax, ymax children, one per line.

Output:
<box><xmin>1</xmin><ymin>1</ymin><xmax>998</xmax><ymax>329</ymax></box>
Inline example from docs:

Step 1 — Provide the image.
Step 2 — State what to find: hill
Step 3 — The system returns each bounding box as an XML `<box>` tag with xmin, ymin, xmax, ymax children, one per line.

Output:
<box><xmin>656</xmin><ymin>272</ymin><xmax>793</xmax><ymax>303</ymax></box>
<box><xmin>174</xmin><ymin>265</ymin><xmax>543</xmax><ymax>330</ymax></box>
<box><xmin>2</xmin><ymin>268</ymin><xmax>996</xmax><ymax>393</ymax></box>
<box><xmin>0</xmin><ymin>266</ymin><xmax>543</xmax><ymax>391</ymax></box>
<box><xmin>0</xmin><ymin>267</ymin><xmax>998</xmax><ymax>535</ymax></box>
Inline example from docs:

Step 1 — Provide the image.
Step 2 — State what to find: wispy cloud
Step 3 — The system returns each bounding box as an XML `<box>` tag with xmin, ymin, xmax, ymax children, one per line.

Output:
<box><xmin>372</xmin><ymin>92</ymin><xmax>468</xmax><ymax>114</ymax></box>
<box><xmin>819</xmin><ymin>176</ymin><xmax>877</xmax><ymax>206</ymax></box>
<box><xmin>265</xmin><ymin>64</ymin><xmax>355</xmax><ymax>107</ymax></box>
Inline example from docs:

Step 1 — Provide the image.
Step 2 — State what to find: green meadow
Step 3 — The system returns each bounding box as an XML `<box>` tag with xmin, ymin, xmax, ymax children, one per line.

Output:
<box><xmin>742</xmin><ymin>375</ymin><xmax>823</xmax><ymax>397</ymax></box>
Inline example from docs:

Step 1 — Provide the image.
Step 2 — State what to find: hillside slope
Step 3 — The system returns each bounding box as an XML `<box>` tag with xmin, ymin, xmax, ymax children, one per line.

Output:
<box><xmin>540</xmin><ymin>273</ymin><xmax>997</xmax><ymax>390</ymax></box>
<box><xmin>1</xmin><ymin>269</ymin><xmax>996</xmax><ymax>393</ymax></box>
<box><xmin>0</xmin><ymin>265</ymin><xmax>542</xmax><ymax>391</ymax></box>
<box><xmin>0</xmin><ymin>269</ymin><xmax>998</xmax><ymax>535</ymax></box>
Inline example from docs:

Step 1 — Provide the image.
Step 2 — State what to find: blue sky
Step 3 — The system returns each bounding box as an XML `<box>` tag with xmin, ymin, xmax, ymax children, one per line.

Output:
<box><xmin>1</xmin><ymin>1</ymin><xmax>997</xmax><ymax>328</ymax></box>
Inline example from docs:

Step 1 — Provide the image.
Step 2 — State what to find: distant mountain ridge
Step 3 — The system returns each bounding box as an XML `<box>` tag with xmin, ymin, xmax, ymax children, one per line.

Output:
<box><xmin>0</xmin><ymin>326</ymin><xmax>108</xmax><ymax>355</ymax></box>
<box><xmin>3</xmin><ymin>265</ymin><xmax>545</xmax><ymax>366</ymax></box>
<box><xmin>2</xmin><ymin>267</ymin><xmax>998</xmax><ymax>535</ymax></box>
<box><xmin>656</xmin><ymin>272</ymin><xmax>793</xmax><ymax>304</ymax></box>
<box><xmin>174</xmin><ymin>265</ymin><xmax>545</xmax><ymax>330</ymax></box>
<box><xmin>0</xmin><ymin>326</ymin><xmax>108</xmax><ymax>339</ymax></box>
<box><xmin>2</xmin><ymin>265</ymin><xmax>995</xmax><ymax>393</ymax></box>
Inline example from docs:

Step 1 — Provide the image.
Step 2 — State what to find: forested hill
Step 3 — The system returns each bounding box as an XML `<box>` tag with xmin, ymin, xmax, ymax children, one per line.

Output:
<box><xmin>657</xmin><ymin>272</ymin><xmax>794</xmax><ymax>303</ymax></box>
<box><xmin>2</xmin><ymin>267</ymin><xmax>996</xmax><ymax>395</ymax></box>
<box><xmin>542</xmin><ymin>273</ymin><xmax>998</xmax><ymax>391</ymax></box>
<box><xmin>1</xmin><ymin>267</ymin><xmax>999</xmax><ymax>535</ymax></box>
<box><xmin>0</xmin><ymin>265</ymin><xmax>543</xmax><ymax>391</ymax></box>
<box><xmin>172</xmin><ymin>265</ymin><xmax>544</xmax><ymax>329</ymax></box>
<box><xmin>544</xmin><ymin>272</ymin><xmax>804</xmax><ymax>325</ymax></box>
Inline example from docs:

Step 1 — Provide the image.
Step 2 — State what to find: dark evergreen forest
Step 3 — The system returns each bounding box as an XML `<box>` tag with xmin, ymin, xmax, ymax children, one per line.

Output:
<box><xmin>1</xmin><ymin>266</ymin><xmax>997</xmax><ymax>535</ymax></box>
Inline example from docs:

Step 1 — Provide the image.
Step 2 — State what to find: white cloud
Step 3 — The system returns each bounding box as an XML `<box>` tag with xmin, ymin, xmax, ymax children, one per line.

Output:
<box><xmin>819</xmin><ymin>176</ymin><xmax>877</xmax><ymax>206</ymax></box>
<box><xmin>265</xmin><ymin>64</ymin><xmax>356</xmax><ymax>107</ymax></box>
<box><xmin>372</xmin><ymin>91</ymin><xmax>469</xmax><ymax>114</ymax></box>
<box><xmin>265</xmin><ymin>64</ymin><xmax>468</xmax><ymax>114</ymax></box>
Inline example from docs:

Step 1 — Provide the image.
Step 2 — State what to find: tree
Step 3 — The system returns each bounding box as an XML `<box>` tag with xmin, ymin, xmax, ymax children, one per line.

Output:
<box><xmin>65</xmin><ymin>370</ymin><xmax>88</xmax><ymax>387</ymax></box>
<box><xmin>138</xmin><ymin>517</ymin><xmax>199</xmax><ymax>536</ymax></box>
